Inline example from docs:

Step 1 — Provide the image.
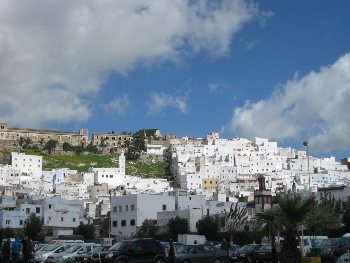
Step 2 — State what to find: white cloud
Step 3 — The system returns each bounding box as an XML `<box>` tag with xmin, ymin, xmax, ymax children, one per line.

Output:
<box><xmin>0</xmin><ymin>0</ymin><xmax>262</xmax><ymax>127</ymax></box>
<box><xmin>103</xmin><ymin>95</ymin><xmax>130</xmax><ymax>115</ymax></box>
<box><xmin>227</xmin><ymin>53</ymin><xmax>350</xmax><ymax>152</ymax></box>
<box><xmin>208</xmin><ymin>83</ymin><xmax>219</xmax><ymax>93</ymax></box>
<box><xmin>147</xmin><ymin>92</ymin><xmax>188</xmax><ymax>114</ymax></box>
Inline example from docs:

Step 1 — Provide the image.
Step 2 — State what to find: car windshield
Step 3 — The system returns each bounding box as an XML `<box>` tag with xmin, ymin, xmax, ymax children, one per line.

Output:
<box><xmin>93</xmin><ymin>246</ymin><xmax>109</xmax><ymax>252</ymax></box>
<box><xmin>340</xmin><ymin>237</ymin><xmax>350</xmax><ymax>247</ymax></box>
<box><xmin>41</xmin><ymin>245</ymin><xmax>61</xmax><ymax>252</ymax></box>
<box><xmin>109</xmin><ymin>241</ymin><xmax>132</xmax><ymax>251</ymax></box>
<box><xmin>65</xmin><ymin>246</ymin><xmax>82</xmax><ymax>253</ymax></box>
<box><xmin>240</xmin><ymin>244</ymin><xmax>258</xmax><ymax>252</ymax></box>
<box><xmin>258</xmin><ymin>245</ymin><xmax>271</xmax><ymax>251</ymax></box>
<box><xmin>229</xmin><ymin>245</ymin><xmax>240</xmax><ymax>252</ymax></box>
<box><xmin>176</xmin><ymin>245</ymin><xmax>193</xmax><ymax>254</ymax></box>
<box><xmin>35</xmin><ymin>244</ymin><xmax>46</xmax><ymax>251</ymax></box>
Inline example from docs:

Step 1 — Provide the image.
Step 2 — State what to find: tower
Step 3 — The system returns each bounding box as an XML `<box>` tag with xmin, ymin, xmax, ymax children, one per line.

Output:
<box><xmin>119</xmin><ymin>150</ymin><xmax>125</xmax><ymax>175</ymax></box>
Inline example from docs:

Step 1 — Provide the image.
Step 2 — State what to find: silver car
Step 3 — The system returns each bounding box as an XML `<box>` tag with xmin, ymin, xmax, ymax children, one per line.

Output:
<box><xmin>34</xmin><ymin>244</ymin><xmax>72</xmax><ymax>263</ymax></box>
<box><xmin>45</xmin><ymin>244</ymin><xmax>101</xmax><ymax>263</ymax></box>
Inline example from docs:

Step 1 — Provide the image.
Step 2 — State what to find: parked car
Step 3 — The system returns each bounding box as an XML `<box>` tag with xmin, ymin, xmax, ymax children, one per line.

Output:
<box><xmin>230</xmin><ymin>244</ymin><xmax>262</xmax><ymax>263</ymax></box>
<box><xmin>161</xmin><ymin>242</ymin><xmax>184</xmax><ymax>257</ymax></box>
<box><xmin>330</xmin><ymin>236</ymin><xmax>350</xmax><ymax>261</ymax></box>
<box><xmin>251</xmin><ymin>244</ymin><xmax>272</xmax><ymax>263</ymax></box>
<box><xmin>228</xmin><ymin>245</ymin><xmax>241</xmax><ymax>259</ymax></box>
<box><xmin>174</xmin><ymin>244</ymin><xmax>229</xmax><ymax>263</ymax></box>
<box><xmin>34</xmin><ymin>244</ymin><xmax>72</xmax><ymax>263</ymax></box>
<box><xmin>74</xmin><ymin>246</ymin><xmax>111</xmax><ymax>263</ymax></box>
<box><xmin>34</xmin><ymin>244</ymin><xmax>47</xmax><ymax>253</ymax></box>
<box><xmin>91</xmin><ymin>238</ymin><xmax>166</xmax><ymax>263</ymax></box>
<box><xmin>45</xmin><ymin>243</ymin><xmax>100</xmax><ymax>263</ymax></box>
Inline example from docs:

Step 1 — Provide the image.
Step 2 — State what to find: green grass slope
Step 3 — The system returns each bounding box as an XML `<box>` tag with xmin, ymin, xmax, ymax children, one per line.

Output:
<box><xmin>0</xmin><ymin>149</ymin><xmax>171</xmax><ymax>179</ymax></box>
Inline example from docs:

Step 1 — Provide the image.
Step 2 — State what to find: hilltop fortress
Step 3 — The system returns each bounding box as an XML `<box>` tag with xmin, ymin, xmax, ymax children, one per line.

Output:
<box><xmin>0</xmin><ymin>122</ymin><xmax>163</xmax><ymax>152</ymax></box>
<box><xmin>0</xmin><ymin>122</ymin><xmax>88</xmax><ymax>147</ymax></box>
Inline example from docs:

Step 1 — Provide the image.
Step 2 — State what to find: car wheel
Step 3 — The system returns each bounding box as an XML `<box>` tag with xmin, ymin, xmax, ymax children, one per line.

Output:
<box><xmin>154</xmin><ymin>258</ymin><xmax>165</xmax><ymax>263</ymax></box>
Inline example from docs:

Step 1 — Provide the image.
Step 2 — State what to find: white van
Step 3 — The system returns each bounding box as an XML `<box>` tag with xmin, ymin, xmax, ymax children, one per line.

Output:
<box><xmin>302</xmin><ymin>236</ymin><xmax>329</xmax><ymax>255</ymax></box>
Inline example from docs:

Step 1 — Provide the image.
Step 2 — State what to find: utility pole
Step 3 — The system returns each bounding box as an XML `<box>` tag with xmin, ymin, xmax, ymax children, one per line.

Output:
<box><xmin>303</xmin><ymin>141</ymin><xmax>310</xmax><ymax>190</ymax></box>
<box><xmin>109</xmin><ymin>189</ymin><xmax>111</xmax><ymax>244</ymax></box>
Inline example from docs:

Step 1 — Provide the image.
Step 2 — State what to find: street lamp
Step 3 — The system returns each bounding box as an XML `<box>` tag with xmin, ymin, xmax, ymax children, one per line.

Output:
<box><xmin>109</xmin><ymin>189</ymin><xmax>112</xmax><ymax>244</ymax></box>
<box><xmin>303</xmin><ymin>141</ymin><xmax>310</xmax><ymax>190</ymax></box>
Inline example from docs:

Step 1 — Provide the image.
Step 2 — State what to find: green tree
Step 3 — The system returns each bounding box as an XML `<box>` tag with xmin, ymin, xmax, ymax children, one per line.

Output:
<box><xmin>23</xmin><ymin>138</ymin><xmax>32</xmax><ymax>149</ymax></box>
<box><xmin>73</xmin><ymin>223</ymin><xmax>95</xmax><ymax>240</ymax></box>
<box><xmin>196</xmin><ymin>215</ymin><xmax>220</xmax><ymax>241</ymax></box>
<box><xmin>124</xmin><ymin>130</ymin><xmax>148</xmax><ymax>160</ymax></box>
<box><xmin>62</xmin><ymin>142</ymin><xmax>73</xmax><ymax>152</ymax></box>
<box><xmin>39</xmin><ymin>138</ymin><xmax>45</xmax><ymax>148</ymax></box>
<box><xmin>19</xmin><ymin>137</ymin><xmax>25</xmax><ymax>147</ymax></box>
<box><xmin>137</xmin><ymin>219</ymin><xmax>158</xmax><ymax>238</ymax></box>
<box><xmin>43</xmin><ymin>139</ymin><xmax>58</xmax><ymax>154</ymax></box>
<box><xmin>223</xmin><ymin>202</ymin><xmax>249</xmax><ymax>235</ymax></box>
<box><xmin>304</xmin><ymin>201</ymin><xmax>338</xmax><ymax>236</ymax></box>
<box><xmin>99</xmin><ymin>213</ymin><xmax>110</xmax><ymax>237</ymax></box>
<box><xmin>24</xmin><ymin>213</ymin><xmax>43</xmax><ymax>240</ymax></box>
<box><xmin>342</xmin><ymin>208</ymin><xmax>350</xmax><ymax>231</ymax></box>
<box><xmin>85</xmin><ymin>143</ymin><xmax>99</xmax><ymax>154</ymax></box>
<box><xmin>277</xmin><ymin>195</ymin><xmax>314</xmax><ymax>263</ymax></box>
<box><xmin>256</xmin><ymin>208</ymin><xmax>280</xmax><ymax>263</ymax></box>
<box><xmin>74</xmin><ymin>146</ymin><xmax>84</xmax><ymax>155</ymax></box>
<box><xmin>167</xmin><ymin>216</ymin><xmax>189</xmax><ymax>241</ymax></box>
<box><xmin>0</xmin><ymin>227</ymin><xmax>15</xmax><ymax>238</ymax></box>
<box><xmin>319</xmin><ymin>192</ymin><xmax>343</xmax><ymax>219</ymax></box>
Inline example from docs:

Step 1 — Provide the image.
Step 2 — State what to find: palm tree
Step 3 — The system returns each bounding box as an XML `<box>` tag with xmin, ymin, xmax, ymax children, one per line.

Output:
<box><xmin>277</xmin><ymin>194</ymin><xmax>314</xmax><ymax>263</ymax></box>
<box><xmin>304</xmin><ymin>201</ymin><xmax>338</xmax><ymax>237</ymax></box>
<box><xmin>256</xmin><ymin>207</ymin><xmax>281</xmax><ymax>263</ymax></box>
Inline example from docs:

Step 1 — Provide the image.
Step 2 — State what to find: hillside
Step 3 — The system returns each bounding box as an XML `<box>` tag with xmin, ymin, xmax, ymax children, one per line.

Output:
<box><xmin>0</xmin><ymin>149</ymin><xmax>171</xmax><ymax>179</ymax></box>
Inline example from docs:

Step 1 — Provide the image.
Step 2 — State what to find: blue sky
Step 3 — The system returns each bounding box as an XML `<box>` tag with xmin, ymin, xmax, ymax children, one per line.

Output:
<box><xmin>1</xmin><ymin>0</ymin><xmax>350</xmax><ymax>157</ymax></box>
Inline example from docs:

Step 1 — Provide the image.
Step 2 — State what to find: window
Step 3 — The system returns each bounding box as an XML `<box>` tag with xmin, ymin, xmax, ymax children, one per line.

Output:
<box><xmin>130</xmin><ymin>241</ymin><xmax>143</xmax><ymax>251</ymax></box>
<box><xmin>73</xmin><ymin>218</ymin><xmax>76</xmax><ymax>222</ymax></box>
<box><xmin>20</xmin><ymin>220</ymin><xmax>23</xmax><ymax>225</ymax></box>
<box><xmin>162</xmin><ymin>205</ymin><xmax>167</xmax><ymax>211</ymax></box>
<box><xmin>26</xmin><ymin>208</ymin><xmax>30</xmax><ymax>214</ymax></box>
<box><xmin>121</xmin><ymin>220</ymin><xmax>126</xmax><ymax>227</ymax></box>
<box><xmin>49</xmin><ymin>204</ymin><xmax>52</xmax><ymax>209</ymax></box>
<box><xmin>5</xmin><ymin>220</ymin><xmax>10</xmax><ymax>225</ymax></box>
<box><xmin>131</xmin><ymin>205</ymin><xmax>135</xmax><ymax>211</ymax></box>
<box><xmin>113</xmin><ymin>206</ymin><xmax>118</xmax><ymax>212</ymax></box>
<box><xmin>36</xmin><ymin>207</ymin><xmax>40</xmax><ymax>213</ymax></box>
<box><xmin>113</xmin><ymin>221</ymin><xmax>118</xmax><ymax>227</ymax></box>
<box><xmin>144</xmin><ymin>240</ymin><xmax>160</xmax><ymax>250</ymax></box>
<box><xmin>126</xmin><ymin>205</ymin><xmax>128</xmax><ymax>211</ymax></box>
<box><xmin>119</xmin><ymin>206</ymin><xmax>122</xmax><ymax>212</ymax></box>
<box><xmin>61</xmin><ymin>217</ymin><xmax>64</xmax><ymax>222</ymax></box>
<box><xmin>130</xmin><ymin>219</ymin><xmax>135</xmax><ymax>226</ymax></box>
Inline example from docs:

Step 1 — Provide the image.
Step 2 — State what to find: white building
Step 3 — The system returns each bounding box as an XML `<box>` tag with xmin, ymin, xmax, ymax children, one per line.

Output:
<box><xmin>110</xmin><ymin>193</ymin><xmax>175</xmax><ymax>237</ymax></box>
<box><xmin>146</xmin><ymin>144</ymin><xmax>166</xmax><ymax>155</ymax></box>
<box><xmin>11</xmin><ymin>152</ymin><xmax>42</xmax><ymax>177</ymax></box>
<box><xmin>90</xmin><ymin>152</ymin><xmax>126</xmax><ymax>186</ymax></box>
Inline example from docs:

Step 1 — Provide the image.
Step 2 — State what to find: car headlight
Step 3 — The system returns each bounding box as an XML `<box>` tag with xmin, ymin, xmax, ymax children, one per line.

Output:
<box><xmin>105</xmin><ymin>253</ymin><xmax>114</xmax><ymax>259</ymax></box>
<box><xmin>35</xmin><ymin>254</ymin><xmax>44</xmax><ymax>260</ymax></box>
